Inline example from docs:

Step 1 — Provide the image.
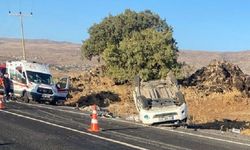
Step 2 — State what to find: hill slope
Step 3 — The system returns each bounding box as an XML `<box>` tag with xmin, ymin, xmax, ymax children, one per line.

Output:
<box><xmin>179</xmin><ymin>50</ymin><xmax>250</xmax><ymax>74</ymax></box>
<box><xmin>1</xmin><ymin>38</ymin><xmax>250</xmax><ymax>74</ymax></box>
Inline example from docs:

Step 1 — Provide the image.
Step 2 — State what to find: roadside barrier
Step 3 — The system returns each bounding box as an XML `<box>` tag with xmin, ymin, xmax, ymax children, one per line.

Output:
<box><xmin>88</xmin><ymin>104</ymin><xmax>100</xmax><ymax>132</ymax></box>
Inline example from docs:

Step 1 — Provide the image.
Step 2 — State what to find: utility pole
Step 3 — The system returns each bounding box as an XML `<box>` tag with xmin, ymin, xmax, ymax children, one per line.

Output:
<box><xmin>9</xmin><ymin>11</ymin><xmax>32</xmax><ymax>60</ymax></box>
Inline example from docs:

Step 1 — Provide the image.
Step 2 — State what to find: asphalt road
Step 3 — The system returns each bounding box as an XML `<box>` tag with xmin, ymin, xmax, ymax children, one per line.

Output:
<box><xmin>0</xmin><ymin>101</ymin><xmax>250</xmax><ymax>150</ymax></box>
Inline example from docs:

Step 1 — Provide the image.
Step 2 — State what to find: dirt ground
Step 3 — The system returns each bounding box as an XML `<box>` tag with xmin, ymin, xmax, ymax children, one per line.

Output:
<box><xmin>60</xmin><ymin>70</ymin><xmax>138</xmax><ymax>117</ymax></box>
<box><xmin>51</xmin><ymin>68</ymin><xmax>250</xmax><ymax>135</ymax></box>
<box><xmin>184</xmin><ymin>88</ymin><xmax>250</xmax><ymax>135</ymax></box>
<box><xmin>183</xmin><ymin>87</ymin><xmax>250</xmax><ymax>124</ymax></box>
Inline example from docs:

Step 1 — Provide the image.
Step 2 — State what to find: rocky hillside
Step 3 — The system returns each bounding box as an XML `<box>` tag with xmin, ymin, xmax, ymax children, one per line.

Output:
<box><xmin>0</xmin><ymin>38</ymin><xmax>100</xmax><ymax>72</ymax></box>
<box><xmin>0</xmin><ymin>38</ymin><xmax>81</xmax><ymax>64</ymax></box>
<box><xmin>1</xmin><ymin>38</ymin><xmax>250</xmax><ymax>74</ymax></box>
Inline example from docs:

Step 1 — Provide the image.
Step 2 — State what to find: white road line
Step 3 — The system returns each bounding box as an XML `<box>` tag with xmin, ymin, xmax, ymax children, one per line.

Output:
<box><xmin>0</xmin><ymin>110</ymin><xmax>149</xmax><ymax>150</ymax></box>
<box><xmin>12</xmin><ymin>101</ymin><xmax>250</xmax><ymax>147</ymax></box>
<box><xmin>157</xmin><ymin>127</ymin><xmax>250</xmax><ymax>147</ymax></box>
<box><xmin>15</xmin><ymin>101</ymin><xmax>90</xmax><ymax>116</ymax></box>
<box><xmin>198</xmin><ymin>130</ymin><xmax>250</xmax><ymax>143</ymax></box>
<box><xmin>109</xmin><ymin>130</ymin><xmax>191</xmax><ymax>150</ymax></box>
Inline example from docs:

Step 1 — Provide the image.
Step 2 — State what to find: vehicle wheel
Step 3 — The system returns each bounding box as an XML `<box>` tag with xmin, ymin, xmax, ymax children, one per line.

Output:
<box><xmin>23</xmin><ymin>92</ymin><xmax>30</xmax><ymax>103</ymax></box>
<box><xmin>50</xmin><ymin>100</ymin><xmax>57</xmax><ymax>105</ymax></box>
<box><xmin>182</xmin><ymin>118</ymin><xmax>188</xmax><ymax>123</ymax></box>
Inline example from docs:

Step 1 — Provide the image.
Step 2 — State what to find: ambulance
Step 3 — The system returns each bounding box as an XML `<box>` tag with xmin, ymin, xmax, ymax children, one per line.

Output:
<box><xmin>4</xmin><ymin>60</ymin><xmax>69</xmax><ymax>104</ymax></box>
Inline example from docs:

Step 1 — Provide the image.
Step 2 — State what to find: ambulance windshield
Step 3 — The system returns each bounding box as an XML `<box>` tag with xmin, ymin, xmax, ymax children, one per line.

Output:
<box><xmin>26</xmin><ymin>71</ymin><xmax>53</xmax><ymax>85</ymax></box>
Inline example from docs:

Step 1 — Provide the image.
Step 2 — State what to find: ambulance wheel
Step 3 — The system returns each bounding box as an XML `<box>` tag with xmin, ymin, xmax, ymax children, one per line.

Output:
<box><xmin>50</xmin><ymin>100</ymin><xmax>57</xmax><ymax>105</ymax></box>
<box><xmin>23</xmin><ymin>92</ymin><xmax>30</xmax><ymax>103</ymax></box>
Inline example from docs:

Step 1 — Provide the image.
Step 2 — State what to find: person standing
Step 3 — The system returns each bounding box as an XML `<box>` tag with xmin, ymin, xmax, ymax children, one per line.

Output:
<box><xmin>0</xmin><ymin>73</ymin><xmax>4</xmax><ymax>96</ymax></box>
<box><xmin>3</xmin><ymin>73</ymin><xmax>11</xmax><ymax>101</ymax></box>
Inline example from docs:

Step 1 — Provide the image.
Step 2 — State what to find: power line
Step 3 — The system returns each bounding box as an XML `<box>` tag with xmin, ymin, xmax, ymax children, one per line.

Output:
<box><xmin>9</xmin><ymin>11</ymin><xmax>33</xmax><ymax>60</ymax></box>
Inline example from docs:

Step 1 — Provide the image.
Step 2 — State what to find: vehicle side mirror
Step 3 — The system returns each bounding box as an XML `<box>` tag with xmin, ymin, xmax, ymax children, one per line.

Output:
<box><xmin>56</xmin><ymin>83</ymin><xmax>61</xmax><ymax>89</ymax></box>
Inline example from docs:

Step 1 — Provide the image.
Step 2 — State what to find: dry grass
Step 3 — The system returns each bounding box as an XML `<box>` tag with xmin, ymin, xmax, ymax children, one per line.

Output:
<box><xmin>183</xmin><ymin>87</ymin><xmax>250</xmax><ymax>124</ymax></box>
<box><xmin>63</xmin><ymin>71</ymin><xmax>250</xmax><ymax>126</ymax></box>
<box><xmin>241</xmin><ymin>129</ymin><xmax>250</xmax><ymax>136</ymax></box>
<box><xmin>52</xmin><ymin>69</ymin><xmax>250</xmax><ymax>135</ymax></box>
<box><xmin>61</xmin><ymin>68</ymin><xmax>250</xmax><ymax>123</ymax></box>
<box><xmin>63</xmin><ymin>71</ymin><xmax>137</xmax><ymax>117</ymax></box>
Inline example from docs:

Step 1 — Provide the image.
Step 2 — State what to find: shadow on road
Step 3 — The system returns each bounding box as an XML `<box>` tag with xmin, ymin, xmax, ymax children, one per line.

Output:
<box><xmin>0</xmin><ymin>142</ymin><xmax>13</xmax><ymax>146</ymax></box>
<box><xmin>102</xmin><ymin>127</ymin><xmax>145</xmax><ymax>132</ymax></box>
<box><xmin>188</xmin><ymin>119</ymin><xmax>250</xmax><ymax>131</ymax></box>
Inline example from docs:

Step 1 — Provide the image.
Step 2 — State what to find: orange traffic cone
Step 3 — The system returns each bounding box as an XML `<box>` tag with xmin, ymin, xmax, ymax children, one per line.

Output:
<box><xmin>0</xmin><ymin>95</ymin><xmax>5</xmax><ymax>109</ymax></box>
<box><xmin>88</xmin><ymin>104</ymin><xmax>100</xmax><ymax>132</ymax></box>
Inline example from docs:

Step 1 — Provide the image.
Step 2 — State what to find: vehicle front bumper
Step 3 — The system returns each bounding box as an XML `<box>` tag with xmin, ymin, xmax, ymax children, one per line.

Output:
<box><xmin>29</xmin><ymin>92</ymin><xmax>66</xmax><ymax>102</ymax></box>
<box><xmin>139</xmin><ymin>103</ymin><xmax>188</xmax><ymax>125</ymax></box>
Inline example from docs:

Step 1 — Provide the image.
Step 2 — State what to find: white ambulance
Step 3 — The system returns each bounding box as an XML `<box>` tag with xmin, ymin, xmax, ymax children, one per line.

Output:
<box><xmin>5</xmin><ymin>60</ymin><xmax>69</xmax><ymax>104</ymax></box>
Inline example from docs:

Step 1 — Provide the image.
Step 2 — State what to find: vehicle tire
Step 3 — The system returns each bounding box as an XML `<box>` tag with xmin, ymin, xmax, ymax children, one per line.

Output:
<box><xmin>50</xmin><ymin>100</ymin><xmax>57</xmax><ymax>105</ymax></box>
<box><xmin>23</xmin><ymin>92</ymin><xmax>30</xmax><ymax>103</ymax></box>
<box><xmin>180</xmin><ymin>118</ymin><xmax>188</xmax><ymax>129</ymax></box>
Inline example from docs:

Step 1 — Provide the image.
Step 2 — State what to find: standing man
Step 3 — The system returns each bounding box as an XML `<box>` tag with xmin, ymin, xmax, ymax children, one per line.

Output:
<box><xmin>0</xmin><ymin>72</ymin><xmax>4</xmax><ymax>96</ymax></box>
<box><xmin>3</xmin><ymin>73</ymin><xmax>11</xmax><ymax>101</ymax></box>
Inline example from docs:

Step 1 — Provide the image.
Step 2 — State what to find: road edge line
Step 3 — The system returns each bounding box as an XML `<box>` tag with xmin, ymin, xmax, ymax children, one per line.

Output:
<box><xmin>0</xmin><ymin>110</ymin><xmax>149</xmax><ymax>150</ymax></box>
<box><xmin>13</xmin><ymin>101</ymin><xmax>250</xmax><ymax>147</ymax></box>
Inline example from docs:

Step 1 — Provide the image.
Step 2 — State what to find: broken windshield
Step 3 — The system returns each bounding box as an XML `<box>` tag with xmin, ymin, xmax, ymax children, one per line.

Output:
<box><xmin>26</xmin><ymin>71</ymin><xmax>53</xmax><ymax>85</ymax></box>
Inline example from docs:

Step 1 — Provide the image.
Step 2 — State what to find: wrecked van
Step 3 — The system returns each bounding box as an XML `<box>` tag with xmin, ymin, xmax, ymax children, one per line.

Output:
<box><xmin>3</xmin><ymin>60</ymin><xmax>69</xmax><ymax>104</ymax></box>
<box><xmin>133</xmin><ymin>73</ymin><xmax>188</xmax><ymax>125</ymax></box>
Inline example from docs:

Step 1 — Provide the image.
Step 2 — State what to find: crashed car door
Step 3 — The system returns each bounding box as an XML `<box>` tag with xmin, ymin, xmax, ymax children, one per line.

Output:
<box><xmin>56</xmin><ymin>76</ymin><xmax>69</xmax><ymax>98</ymax></box>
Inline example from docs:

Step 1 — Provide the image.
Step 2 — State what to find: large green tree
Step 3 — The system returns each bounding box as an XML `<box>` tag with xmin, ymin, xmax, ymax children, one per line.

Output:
<box><xmin>81</xmin><ymin>9</ymin><xmax>169</xmax><ymax>60</ymax></box>
<box><xmin>103</xmin><ymin>28</ymin><xmax>180</xmax><ymax>81</ymax></box>
<box><xmin>81</xmin><ymin>9</ymin><xmax>181</xmax><ymax>82</ymax></box>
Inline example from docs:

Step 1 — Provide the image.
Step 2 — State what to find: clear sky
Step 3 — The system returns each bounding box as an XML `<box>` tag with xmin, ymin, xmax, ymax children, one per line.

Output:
<box><xmin>0</xmin><ymin>0</ymin><xmax>250</xmax><ymax>51</ymax></box>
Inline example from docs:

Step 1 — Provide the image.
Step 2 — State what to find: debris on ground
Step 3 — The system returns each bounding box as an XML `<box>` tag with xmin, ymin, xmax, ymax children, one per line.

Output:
<box><xmin>231</xmin><ymin>128</ymin><xmax>241</xmax><ymax>134</ymax></box>
<box><xmin>125</xmin><ymin>114</ymin><xmax>140</xmax><ymax>122</ymax></box>
<box><xmin>79</xmin><ymin>105</ymin><xmax>115</xmax><ymax>118</ymax></box>
<box><xmin>97</xmin><ymin>107</ymin><xmax>115</xmax><ymax>118</ymax></box>
<box><xmin>181</xmin><ymin>60</ymin><xmax>250</xmax><ymax>96</ymax></box>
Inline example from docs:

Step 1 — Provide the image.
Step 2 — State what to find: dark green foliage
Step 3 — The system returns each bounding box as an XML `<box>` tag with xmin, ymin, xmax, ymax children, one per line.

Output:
<box><xmin>81</xmin><ymin>9</ymin><xmax>168</xmax><ymax>60</ymax></box>
<box><xmin>81</xmin><ymin>9</ymin><xmax>182</xmax><ymax>82</ymax></box>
